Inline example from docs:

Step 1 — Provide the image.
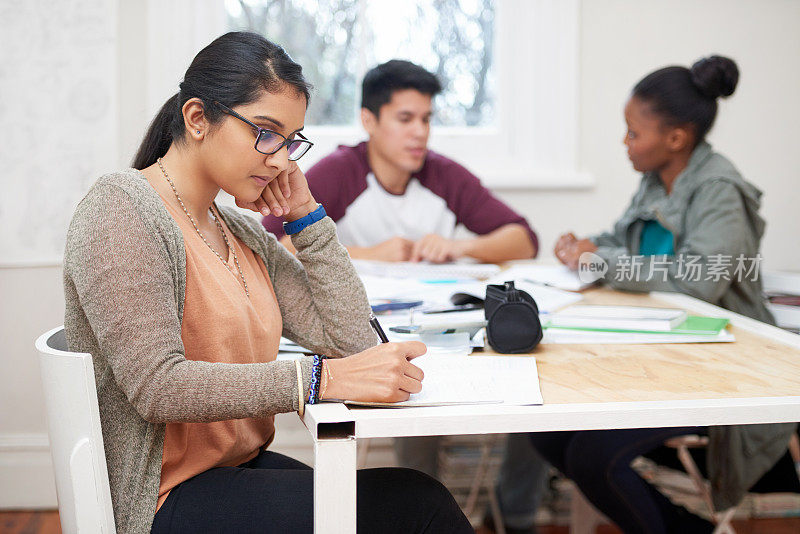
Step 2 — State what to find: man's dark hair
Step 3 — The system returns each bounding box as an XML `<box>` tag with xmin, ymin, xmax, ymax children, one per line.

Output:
<box><xmin>361</xmin><ymin>59</ymin><xmax>442</xmax><ymax>116</ymax></box>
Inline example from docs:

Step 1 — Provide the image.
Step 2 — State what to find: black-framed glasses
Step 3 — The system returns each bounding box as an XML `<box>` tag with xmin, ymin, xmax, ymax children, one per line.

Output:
<box><xmin>214</xmin><ymin>101</ymin><xmax>313</xmax><ymax>161</ymax></box>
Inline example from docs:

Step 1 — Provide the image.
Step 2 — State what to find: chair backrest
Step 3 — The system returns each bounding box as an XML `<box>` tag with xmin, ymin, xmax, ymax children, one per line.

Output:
<box><xmin>36</xmin><ymin>326</ymin><xmax>116</xmax><ymax>534</ymax></box>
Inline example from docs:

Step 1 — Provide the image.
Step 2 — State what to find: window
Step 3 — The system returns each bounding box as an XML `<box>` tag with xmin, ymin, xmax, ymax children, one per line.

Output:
<box><xmin>146</xmin><ymin>0</ymin><xmax>590</xmax><ymax>189</ymax></box>
<box><xmin>226</xmin><ymin>0</ymin><xmax>496</xmax><ymax>128</ymax></box>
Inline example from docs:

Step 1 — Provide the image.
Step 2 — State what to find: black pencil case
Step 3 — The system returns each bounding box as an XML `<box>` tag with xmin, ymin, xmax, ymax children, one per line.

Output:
<box><xmin>484</xmin><ymin>281</ymin><xmax>543</xmax><ymax>353</ymax></box>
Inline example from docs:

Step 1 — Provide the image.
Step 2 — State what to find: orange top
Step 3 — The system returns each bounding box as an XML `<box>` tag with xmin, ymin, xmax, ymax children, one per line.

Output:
<box><xmin>156</xmin><ymin>198</ymin><xmax>283</xmax><ymax>510</ymax></box>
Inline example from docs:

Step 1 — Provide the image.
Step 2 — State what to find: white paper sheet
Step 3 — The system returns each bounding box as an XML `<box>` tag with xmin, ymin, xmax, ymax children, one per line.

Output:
<box><xmin>360</xmin><ymin>274</ymin><xmax>582</xmax><ymax>314</ymax></box>
<box><xmin>360</xmin><ymin>275</ymin><xmax>487</xmax><ymax>307</ymax></box>
<box><xmin>347</xmin><ymin>353</ymin><xmax>543</xmax><ymax>407</ymax></box>
<box><xmin>493</xmin><ymin>264</ymin><xmax>594</xmax><ymax>291</ymax></box>
<box><xmin>377</xmin><ymin>308</ymin><xmax>487</xmax><ymax>331</ymax></box>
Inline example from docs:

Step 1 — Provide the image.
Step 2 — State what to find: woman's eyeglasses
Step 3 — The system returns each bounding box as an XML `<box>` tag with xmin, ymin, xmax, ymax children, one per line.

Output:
<box><xmin>214</xmin><ymin>101</ymin><xmax>313</xmax><ymax>161</ymax></box>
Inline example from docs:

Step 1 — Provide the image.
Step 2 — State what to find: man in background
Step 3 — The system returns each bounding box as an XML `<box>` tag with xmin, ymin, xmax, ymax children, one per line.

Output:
<box><xmin>263</xmin><ymin>59</ymin><xmax>537</xmax><ymax>264</ymax></box>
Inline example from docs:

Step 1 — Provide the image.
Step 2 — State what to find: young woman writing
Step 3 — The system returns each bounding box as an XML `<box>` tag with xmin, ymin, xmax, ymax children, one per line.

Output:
<box><xmin>63</xmin><ymin>31</ymin><xmax>471</xmax><ymax>534</ymax></box>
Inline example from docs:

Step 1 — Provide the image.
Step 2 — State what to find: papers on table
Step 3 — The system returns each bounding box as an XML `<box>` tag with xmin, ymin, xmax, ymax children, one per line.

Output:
<box><xmin>360</xmin><ymin>274</ymin><xmax>582</xmax><ymax>315</ymax></box>
<box><xmin>379</xmin><ymin>309</ymin><xmax>487</xmax><ymax>336</ymax></box>
<box><xmin>360</xmin><ymin>275</ymin><xmax>488</xmax><ymax>307</ymax></box>
<box><xmin>495</xmin><ymin>264</ymin><xmax>594</xmax><ymax>291</ymax></box>
<box><xmin>346</xmin><ymin>352</ymin><xmax>543</xmax><ymax>407</ymax></box>
<box><xmin>352</xmin><ymin>259</ymin><xmax>501</xmax><ymax>280</ymax></box>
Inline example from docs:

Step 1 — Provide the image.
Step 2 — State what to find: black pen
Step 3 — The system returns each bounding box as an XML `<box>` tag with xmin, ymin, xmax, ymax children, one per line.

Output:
<box><xmin>369</xmin><ymin>313</ymin><xmax>390</xmax><ymax>343</ymax></box>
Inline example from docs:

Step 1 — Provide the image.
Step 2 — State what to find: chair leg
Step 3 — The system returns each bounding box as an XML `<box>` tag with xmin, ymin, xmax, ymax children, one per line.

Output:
<box><xmin>675</xmin><ymin>443</ymin><xmax>737</xmax><ymax>534</ymax></box>
<box><xmin>463</xmin><ymin>435</ymin><xmax>497</xmax><ymax>516</ymax></box>
<box><xmin>789</xmin><ymin>433</ymin><xmax>800</xmax><ymax>479</ymax></box>
<box><xmin>675</xmin><ymin>444</ymin><xmax>716</xmax><ymax>517</ymax></box>
<box><xmin>460</xmin><ymin>434</ymin><xmax>507</xmax><ymax>533</ymax></box>
<box><xmin>487</xmin><ymin>486</ymin><xmax>506</xmax><ymax>534</ymax></box>
<box><xmin>569</xmin><ymin>486</ymin><xmax>603</xmax><ymax>534</ymax></box>
<box><xmin>712</xmin><ymin>508</ymin><xmax>736</xmax><ymax>534</ymax></box>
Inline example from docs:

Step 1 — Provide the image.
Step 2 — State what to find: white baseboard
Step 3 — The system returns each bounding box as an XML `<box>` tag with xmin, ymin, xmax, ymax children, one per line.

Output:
<box><xmin>0</xmin><ymin>433</ymin><xmax>58</xmax><ymax>509</ymax></box>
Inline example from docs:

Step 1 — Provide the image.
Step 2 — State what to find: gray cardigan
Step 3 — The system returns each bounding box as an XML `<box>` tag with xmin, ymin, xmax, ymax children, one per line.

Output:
<box><xmin>63</xmin><ymin>169</ymin><xmax>376</xmax><ymax>534</ymax></box>
<box><xmin>591</xmin><ymin>142</ymin><xmax>796</xmax><ymax>510</ymax></box>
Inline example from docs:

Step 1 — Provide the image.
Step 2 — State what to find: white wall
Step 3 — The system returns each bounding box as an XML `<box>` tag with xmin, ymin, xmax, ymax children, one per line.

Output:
<box><xmin>1</xmin><ymin>0</ymin><xmax>798</xmax><ymax>508</ymax></box>
<box><xmin>498</xmin><ymin>0</ymin><xmax>800</xmax><ymax>271</ymax></box>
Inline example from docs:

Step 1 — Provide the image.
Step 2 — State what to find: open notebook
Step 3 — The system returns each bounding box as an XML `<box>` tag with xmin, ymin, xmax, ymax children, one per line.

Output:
<box><xmin>345</xmin><ymin>352</ymin><xmax>543</xmax><ymax>407</ymax></box>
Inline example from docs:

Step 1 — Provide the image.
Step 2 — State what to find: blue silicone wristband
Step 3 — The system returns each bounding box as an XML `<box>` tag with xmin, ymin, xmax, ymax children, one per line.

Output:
<box><xmin>283</xmin><ymin>204</ymin><xmax>326</xmax><ymax>235</ymax></box>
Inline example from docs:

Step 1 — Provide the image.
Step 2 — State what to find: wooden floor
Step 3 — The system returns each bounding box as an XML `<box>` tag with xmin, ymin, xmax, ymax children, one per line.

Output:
<box><xmin>0</xmin><ymin>512</ymin><xmax>61</xmax><ymax>534</ymax></box>
<box><xmin>538</xmin><ymin>520</ymin><xmax>800</xmax><ymax>534</ymax></box>
<box><xmin>2</xmin><ymin>511</ymin><xmax>800</xmax><ymax>533</ymax></box>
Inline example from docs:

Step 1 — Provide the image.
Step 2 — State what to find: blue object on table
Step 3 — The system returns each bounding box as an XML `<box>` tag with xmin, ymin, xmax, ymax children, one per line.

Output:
<box><xmin>370</xmin><ymin>299</ymin><xmax>424</xmax><ymax>313</ymax></box>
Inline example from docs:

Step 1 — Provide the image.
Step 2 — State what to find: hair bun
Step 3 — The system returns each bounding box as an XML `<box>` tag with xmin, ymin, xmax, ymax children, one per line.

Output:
<box><xmin>690</xmin><ymin>55</ymin><xmax>739</xmax><ymax>99</ymax></box>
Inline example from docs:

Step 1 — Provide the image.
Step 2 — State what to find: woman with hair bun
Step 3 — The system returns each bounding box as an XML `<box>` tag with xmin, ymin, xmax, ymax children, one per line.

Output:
<box><xmin>555</xmin><ymin>55</ymin><xmax>773</xmax><ymax>323</ymax></box>
<box><xmin>536</xmin><ymin>56</ymin><xmax>796</xmax><ymax>533</ymax></box>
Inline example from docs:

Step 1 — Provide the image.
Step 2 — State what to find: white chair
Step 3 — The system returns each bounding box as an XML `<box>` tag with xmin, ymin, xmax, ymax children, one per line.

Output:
<box><xmin>36</xmin><ymin>326</ymin><xmax>116</xmax><ymax>534</ymax></box>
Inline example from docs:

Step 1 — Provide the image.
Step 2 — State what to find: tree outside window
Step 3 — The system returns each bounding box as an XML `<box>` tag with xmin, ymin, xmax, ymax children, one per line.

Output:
<box><xmin>226</xmin><ymin>0</ymin><xmax>496</xmax><ymax>127</ymax></box>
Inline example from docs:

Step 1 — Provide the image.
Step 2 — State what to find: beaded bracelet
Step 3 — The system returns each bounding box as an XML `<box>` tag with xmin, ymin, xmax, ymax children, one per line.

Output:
<box><xmin>308</xmin><ymin>354</ymin><xmax>324</xmax><ymax>405</ymax></box>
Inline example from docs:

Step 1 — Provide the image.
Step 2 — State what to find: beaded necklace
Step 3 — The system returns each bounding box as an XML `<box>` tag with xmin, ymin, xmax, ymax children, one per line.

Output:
<box><xmin>157</xmin><ymin>158</ymin><xmax>250</xmax><ymax>298</ymax></box>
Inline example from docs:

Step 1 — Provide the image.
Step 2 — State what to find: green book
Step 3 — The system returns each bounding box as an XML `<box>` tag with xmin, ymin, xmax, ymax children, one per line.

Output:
<box><xmin>543</xmin><ymin>315</ymin><xmax>729</xmax><ymax>335</ymax></box>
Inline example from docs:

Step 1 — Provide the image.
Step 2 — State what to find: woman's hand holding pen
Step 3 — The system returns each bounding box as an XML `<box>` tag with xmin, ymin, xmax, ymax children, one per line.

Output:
<box><xmin>322</xmin><ymin>342</ymin><xmax>426</xmax><ymax>403</ymax></box>
<box><xmin>235</xmin><ymin>161</ymin><xmax>318</xmax><ymax>221</ymax></box>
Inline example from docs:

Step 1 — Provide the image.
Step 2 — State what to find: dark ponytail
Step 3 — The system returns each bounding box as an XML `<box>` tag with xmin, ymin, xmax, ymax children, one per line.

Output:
<box><xmin>632</xmin><ymin>55</ymin><xmax>739</xmax><ymax>144</ymax></box>
<box><xmin>132</xmin><ymin>93</ymin><xmax>180</xmax><ymax>170</ymax></box>
<box><xmin>132</xmin><ymin>31</ymin><xmax>312</xmax><ymax>169</ymax></box>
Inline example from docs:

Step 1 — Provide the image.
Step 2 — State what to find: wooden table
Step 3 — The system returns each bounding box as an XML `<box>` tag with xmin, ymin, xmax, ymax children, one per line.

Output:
<box><xmin>301</xmin><ymin>289</ymin><xmax>800</xmax><ymax>533</ymax></box>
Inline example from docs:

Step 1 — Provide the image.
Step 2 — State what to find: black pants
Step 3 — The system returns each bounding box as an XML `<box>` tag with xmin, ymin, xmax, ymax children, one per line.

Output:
<box><xmin>151</xmin><ymin>450</ymin><xmax>472</xmax><ymax>533</ymax></box>
<box><xmin>530</xmin><ymin>427</ymin><xmax>714</xmax><ymax>534</ymax></box>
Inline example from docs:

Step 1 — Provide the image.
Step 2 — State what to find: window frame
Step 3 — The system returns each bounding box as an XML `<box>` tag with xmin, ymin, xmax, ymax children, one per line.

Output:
<box><xmin>146</xmin><ymin>0</ymin><xmax>590</xmax><ymax>190</ymax></box>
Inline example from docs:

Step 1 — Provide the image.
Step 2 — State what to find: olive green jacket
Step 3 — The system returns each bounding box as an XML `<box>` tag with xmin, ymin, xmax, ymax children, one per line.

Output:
<box><xmin>591</xmin><ymin>142</ymin><xmax>795</xmax><ymax>510</ymax></box>
<box><xmin>591</xmin><ymin>141</ymin><xmax>773</xmax><ymax>324</ymax></box>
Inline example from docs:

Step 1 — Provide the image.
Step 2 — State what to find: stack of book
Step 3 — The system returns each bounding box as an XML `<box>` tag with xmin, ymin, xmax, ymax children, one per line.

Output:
<box><xmin>543</xmin><ymin>305</ymin><xmax>732</xmax><ymax>344</ymax></box>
